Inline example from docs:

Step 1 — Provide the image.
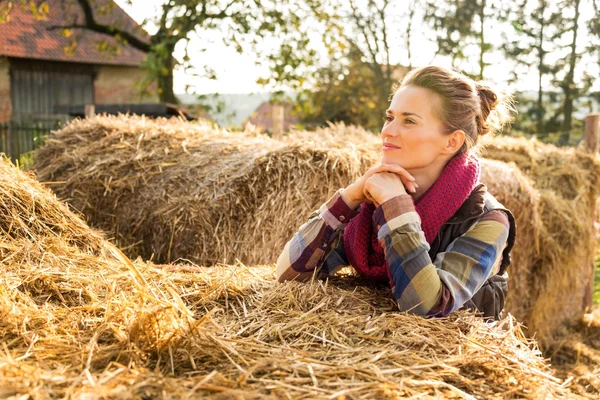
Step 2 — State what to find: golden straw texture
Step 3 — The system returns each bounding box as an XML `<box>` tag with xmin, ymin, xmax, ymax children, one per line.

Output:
<box><xmin>0</xmin><ymin>156</ymin><xmax>578</xmax><ymax>398</ymax></box>
<box><xmin>31</xmin><ymin>116</ymin><xmax>600</xmax><ymax>344</ymax></box>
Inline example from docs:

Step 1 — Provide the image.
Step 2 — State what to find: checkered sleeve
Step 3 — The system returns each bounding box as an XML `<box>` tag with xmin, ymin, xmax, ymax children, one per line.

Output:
<box><xmin>373</xmin><ymin>194</ymin><xmax>510</xmax><ymax>316</ymax></box>
<box><xmin>275</xmin><ymin>189</ymin><xmax>360</xmax><ymax>282</ymax></box>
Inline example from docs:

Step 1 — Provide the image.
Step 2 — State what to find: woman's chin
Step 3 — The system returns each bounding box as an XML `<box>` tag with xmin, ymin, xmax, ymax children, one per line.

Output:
<box><xmin>381</xmin><ymin>156</ymin><xmax>406</xmax><ymax>168</ymax></box>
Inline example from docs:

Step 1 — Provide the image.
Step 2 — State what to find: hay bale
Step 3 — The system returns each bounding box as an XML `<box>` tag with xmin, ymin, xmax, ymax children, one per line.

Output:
<box><xmin>32</xmin><ymin>116</ymin><xmax>378</xmax><ymax>266</ymax></box>
<box><xmin>0</xmin><ymin>157</ymin><xmax>584</xmax><ymax>397</ymax></box>
<box><xmin>32</xmin><ymin>117</ymin><xmax>600</xmax><ymax>344</ymax></box>
<box><xmin>481</xmin><ymin>137</ymin><xmax>600</xmax><ymax>342</ymax></box>
<box><xmin>479</xmin><ymin>160</ymin><xmax>542</xmax><ymax>328</ymax></box>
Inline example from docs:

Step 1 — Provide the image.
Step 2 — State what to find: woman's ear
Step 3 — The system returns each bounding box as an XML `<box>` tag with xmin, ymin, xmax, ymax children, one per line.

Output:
<box><xmin>443</xmin><ymin>130</ymin><xmax>466</xmax><ymax>154</ymax></box>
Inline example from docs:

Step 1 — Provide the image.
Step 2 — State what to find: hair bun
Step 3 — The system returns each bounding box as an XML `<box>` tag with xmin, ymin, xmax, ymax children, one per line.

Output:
<box><xmin>476</xmin><ymin>82</ymin><xmax>500</xmax><ymax>136</ymax></box>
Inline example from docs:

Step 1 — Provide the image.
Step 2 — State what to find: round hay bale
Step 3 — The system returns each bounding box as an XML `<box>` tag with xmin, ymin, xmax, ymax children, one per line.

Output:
<box><xmin>480</xmin><ymin>159</ymin><xmax>541</xmax><ymax>327</ymax></box>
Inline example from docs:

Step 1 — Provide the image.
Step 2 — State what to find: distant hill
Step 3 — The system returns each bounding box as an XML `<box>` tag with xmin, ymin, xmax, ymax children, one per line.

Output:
<box><xmin>178</xmin><ymin>92</ymin><xmax>294</xmax><ymax>128</ymax></box>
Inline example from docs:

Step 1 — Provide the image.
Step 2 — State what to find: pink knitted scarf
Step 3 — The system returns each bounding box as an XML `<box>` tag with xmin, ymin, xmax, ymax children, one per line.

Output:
<box><xmin>343</xmin><ymin>152</ymin><xmax>480</xmax><ymax>281</ymax></box>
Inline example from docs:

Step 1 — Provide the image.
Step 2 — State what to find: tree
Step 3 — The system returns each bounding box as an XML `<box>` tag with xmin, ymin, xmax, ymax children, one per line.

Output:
<box><xmin>557</xmin><ymin>0</ymin><xmax>582</xmax><ymax>143</ymax></box>
<box><xmin>423</xmin><ymin>0</ymin><xmax>503</xmax><ymax>79</ymax></box>
<box><xmin>587</xmin><ymin>0</ymin><xmax>600</xmax><ymax>106</ymax></box>
<box><xmin>296</xmin><ymin>49</ymin><xmax>390</xmax><ymax>130</ymax></box>
<box><xmin>503</xmin><ymin>0</ymin><xmax>564</xmax><ymax>136</ymax></box>
<box><xmin>261</xmin><ymin>0</ymin><xmax>417</xmax><ymax>131</ymax></box>
<box><xmin>2</xmin><ymin>0</ymin><xmax>290</xmax><ymax>104</ymax></box>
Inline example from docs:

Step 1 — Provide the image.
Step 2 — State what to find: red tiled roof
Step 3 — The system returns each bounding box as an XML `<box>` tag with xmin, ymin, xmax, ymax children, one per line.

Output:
<box><xmin>0</xmin><ymin>0</ymin><xmax>150</xmax><ymax>66</ymax></box>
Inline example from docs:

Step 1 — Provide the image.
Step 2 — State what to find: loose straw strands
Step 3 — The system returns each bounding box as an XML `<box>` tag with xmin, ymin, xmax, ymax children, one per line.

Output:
<box><xmin>0</xmin><ymin>155</ymin><xmax>577</xmax><ymax>398</ymax></box>
<box><xmin>1</xmin><ymin>262</ymin><xmax>576</xmax><ymax>399</ymax></box>
<box><xmin>32</xmin><ymin>117</ymin><xmax>600</xmax><ymax>345</ymax></box>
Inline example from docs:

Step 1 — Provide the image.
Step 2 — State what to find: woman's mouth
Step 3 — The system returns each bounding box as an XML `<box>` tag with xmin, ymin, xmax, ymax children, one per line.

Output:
<box><xmin>383</xmin><ymin>143</ymin><xmax>400</xmax><ymax>150</ymax></box>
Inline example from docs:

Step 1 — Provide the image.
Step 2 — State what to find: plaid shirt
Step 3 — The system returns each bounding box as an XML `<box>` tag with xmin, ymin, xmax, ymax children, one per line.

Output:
<box><xmin>276</xmin><ymin>189</ymin><xmax>510</xmax><ymax>316</ymax></box>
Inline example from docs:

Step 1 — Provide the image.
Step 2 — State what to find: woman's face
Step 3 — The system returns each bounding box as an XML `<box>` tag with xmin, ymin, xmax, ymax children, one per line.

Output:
<box><xmin>381</xmin><ymin>85</ymin><xmax>450</xmax><ymax>171</ymax></box>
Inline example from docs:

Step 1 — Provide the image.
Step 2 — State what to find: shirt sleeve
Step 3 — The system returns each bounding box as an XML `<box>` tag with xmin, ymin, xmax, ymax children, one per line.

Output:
<box><xmin>373</xmin><ymin>194</ymin><xmax>510</xmax><ymax>316</ymax></box>
<box><xmin>276</xmin><ymin>189</ymin><xmax>359</xmax><ymax>282</ymax></box>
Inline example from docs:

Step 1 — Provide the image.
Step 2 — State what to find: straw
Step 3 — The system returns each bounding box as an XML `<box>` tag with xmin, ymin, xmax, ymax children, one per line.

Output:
<box><xmin>0</xmin><ymin>155</ymin><xmax>579</xmax><ymax>398</ymax></box>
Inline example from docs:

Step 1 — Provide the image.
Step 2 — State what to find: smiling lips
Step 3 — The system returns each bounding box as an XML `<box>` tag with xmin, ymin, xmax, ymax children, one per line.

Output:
<box><xmin>383</xmin><ymin>143</ymin><xmax>400</xmax><ymax>150</ymax></box>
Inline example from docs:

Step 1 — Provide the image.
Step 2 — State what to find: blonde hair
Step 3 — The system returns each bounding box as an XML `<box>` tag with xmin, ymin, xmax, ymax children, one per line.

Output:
<box><xmin>394</xmin><ymin>66</ymin><xmax>514</xmax><ymax>153</ymax></box>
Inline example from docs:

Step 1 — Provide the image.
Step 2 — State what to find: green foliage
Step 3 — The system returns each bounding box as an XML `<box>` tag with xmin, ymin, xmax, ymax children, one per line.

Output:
<box><xmin>295</xmin><ymin>50</ymin><xmax>391</xmax><ymax>131</ymax></box>
<box><xmin>17</xmin><ymin>152</ymin><xmax>35</xmax><ymax>170</ymax></box>
<box><xmin>502</xmin><ymin>0</ymin><xmax>598</xmax><ymax>143</ymax></box>
<box><xmin>423</xmin><ymin>0</ymin><xmax>502</xmax><ymax>78</ymax></box>
<box><xmin>262</xmin><ymin>0</ymin><xmax>403</xmax><ymax>130</ymax></box>
<box><xmin>24</xmin><ymin>0</ymin><xmax>294</xmax><ymax>104</ymax></box>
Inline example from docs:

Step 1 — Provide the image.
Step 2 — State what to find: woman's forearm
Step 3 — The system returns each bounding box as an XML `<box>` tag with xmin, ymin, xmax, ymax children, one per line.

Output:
<box><xmin>373</xmin><ymin>195</ymin><xmax>509</xmax><ymax>316</ymax></box>
<box><xmin>275</xmin><ymin>189</ymin><xmax>359</xmax><ymax>282</ymax></box>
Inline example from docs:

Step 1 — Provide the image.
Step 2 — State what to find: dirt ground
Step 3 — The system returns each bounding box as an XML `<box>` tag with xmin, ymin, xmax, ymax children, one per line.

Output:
<box><xmin>547</xmin><ymin>309</ymin><xmax>600</xmax><ymax>398</ymax></box>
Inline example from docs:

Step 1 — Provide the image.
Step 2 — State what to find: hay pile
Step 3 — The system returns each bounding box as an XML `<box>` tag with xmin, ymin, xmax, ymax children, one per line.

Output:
<box><xmin>33</xmin><ymin>117</ymin><xmax>376</xmax><ymax>266</ymax></box>
<box><xmin>0</xmin><ymin>156</ymin><xmax>574</xmax><ymax>398</ymax></box>
<box><xmin>548</xmin><ymin>307</ymin><xmax>600</xmax><ymax>397</ymax></box>
<box><xmin>480</xmin><ymin>137</ymin><xmax>600</xmax><ymax>342</ymax></box>
<box><xmin>31</xmin><ymin>116</ymin><xmax>600</xmax><ymax>343</ymax></box>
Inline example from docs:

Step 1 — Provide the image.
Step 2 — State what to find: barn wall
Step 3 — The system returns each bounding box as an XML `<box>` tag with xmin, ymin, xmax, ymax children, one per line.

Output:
<box><xmin>0</xmin><ymin>57</ymin><xmax>11</xmax><ymax>123</ymax></box>
<box><xmin>94</xmin><ymin>66</ymin><xmax>158</xmax><ymax>104</ymax></box>
<box><xmin>9</xmin><ymin>59</ymin><xmax>94</xmax><ymax>120</ymax></box>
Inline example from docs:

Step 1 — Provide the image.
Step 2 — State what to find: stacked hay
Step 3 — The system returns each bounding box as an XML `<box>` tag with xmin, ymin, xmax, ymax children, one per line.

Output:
<box><xmin>478</xmin><ymin>159</ymin><xmax>542</xmax><ymax>326</ymax></box>
<box><xmin>0</xmin><ymin>156</ymin><xmax>573</xmax><ymax>398</ymax></box>
<box><xmin>481</xmin><ymin>137</ymin><xmax>600</xmax><ymax>342</ymax></box>
<box><xmin>32</xmin><ymin>116</ymin><xmax>600</xmax><ymax>343</ymax></box>
<box><xmin>33</xmin><ymin>116</ymin><xmax>377</xmax><ymax>265</ymax></box>
<box><xmin>0</xmin><ymin>156</ymin><xmax>196</xmax><ymax>395</ymax></box>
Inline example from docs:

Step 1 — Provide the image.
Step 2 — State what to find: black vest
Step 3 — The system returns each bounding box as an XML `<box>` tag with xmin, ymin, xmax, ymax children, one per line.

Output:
<box><xmin>430</xmin><ymin>183</ymin><xmax>517</xmax><ymax>319</ymax></box>
<box><xmin>322</xmin><ymin>183</ymin><xmax>517</xmax><ymax>320</ymax></box>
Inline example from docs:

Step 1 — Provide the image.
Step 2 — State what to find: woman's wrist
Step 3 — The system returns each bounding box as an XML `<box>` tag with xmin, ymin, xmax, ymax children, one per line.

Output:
<box><xmin>341</xmin><ymin>187</ymin><xmax>362</xmax><ymax>210</ymax></box>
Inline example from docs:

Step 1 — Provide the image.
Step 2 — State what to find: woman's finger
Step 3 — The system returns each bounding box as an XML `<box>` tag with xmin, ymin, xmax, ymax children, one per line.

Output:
<box><xmin>372</xmin><ymin>165</ymin><xmax>417</xmax><ymax>193</ymax></box>
<box><xmin>378</xmin><ymin>163</ymin><xmax>415</xmax><ymax>182</ymax></box>
<box><xmin>364</xmin><ymin>190</ymin><xmax>374</xmax><ymax>204</ymax></box>
<box><xmin>367</xmin><ymin>164</ymin><xmax>415</xmax><ymax>187</ymax></box>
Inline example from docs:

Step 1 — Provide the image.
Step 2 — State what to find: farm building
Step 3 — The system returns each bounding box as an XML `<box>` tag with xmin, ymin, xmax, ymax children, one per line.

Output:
<box><xmin>0</xmin><ymin>0</ymin><xmax>157</xmax><ymax>158</ymax></box>
<box><xmin>244</xmin><ymin>101</ymin><xmax>299</xmax><ymax>134</ymax></box>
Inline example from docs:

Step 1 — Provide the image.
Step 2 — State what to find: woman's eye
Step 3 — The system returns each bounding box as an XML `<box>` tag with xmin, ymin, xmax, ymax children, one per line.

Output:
<box><xmin>405</xmin><ymin>118</ymin><xmax>415</xmax><ymax>124</ymax></box>
<box><xmin>384</xmin><ymin>116</ymin><xmax>393</xmax><ymax>122</ymax></box>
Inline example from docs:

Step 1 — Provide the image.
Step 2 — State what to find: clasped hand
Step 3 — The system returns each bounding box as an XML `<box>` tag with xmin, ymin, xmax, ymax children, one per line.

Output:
<box><xmin>343</xmin><ymin>164</ymin><xmax>417</xmax><ymax>209</ymax></box>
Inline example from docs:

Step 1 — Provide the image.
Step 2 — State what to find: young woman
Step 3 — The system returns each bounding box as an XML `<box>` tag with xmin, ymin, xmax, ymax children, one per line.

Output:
<box><xmin>275</xmin><ymin>66</ymin><xmax>516</xmax><ymax>320</ymax></box>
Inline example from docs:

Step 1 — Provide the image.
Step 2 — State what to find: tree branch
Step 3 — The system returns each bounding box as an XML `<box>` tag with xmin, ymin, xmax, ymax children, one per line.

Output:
<box><xmin>49</xmin><ymin>0</ymin><xmax>153</xmax><ymax>52</ymax></box>
<box><xmin>349</xmin><ymin>0</ymin><xmax>379</xmax><ymax>74</ymax></box>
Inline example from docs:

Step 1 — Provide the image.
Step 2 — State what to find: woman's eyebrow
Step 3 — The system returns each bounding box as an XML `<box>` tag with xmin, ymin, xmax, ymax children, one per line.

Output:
<box><xmin>386</xmin><ymin>110</ymin><xmax>423</xmax><ymax>120</ymax></box>
<box><xmin>401</xmin><ymin>112</ymin><xmax>423</xmax><ymax>119</ymax></box>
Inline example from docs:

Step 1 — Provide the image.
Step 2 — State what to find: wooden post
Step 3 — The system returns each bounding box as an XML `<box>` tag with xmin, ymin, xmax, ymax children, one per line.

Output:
<box><xmin>584</xmin><ymin>113</ymin><xmax>600</xmax><ymax>153</ymax></box>
<box><xmin>272</xmin><ymin>104</ymin><xmax>284</xmax><ymax>139</ymax></box>
<box><xmin>84</xmin><ymin>104</ymin><xmax>96</xmax><ymax>119</ymax></box>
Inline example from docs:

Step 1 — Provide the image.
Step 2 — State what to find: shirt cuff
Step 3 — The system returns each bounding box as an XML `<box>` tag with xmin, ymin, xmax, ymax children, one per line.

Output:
<box><xmin>373</xmin><ymin>194</ymin><xmax>421</xmax><ymax>241</ymax></box>
<box><xmin>319</xmin><ymin>189</ymin><xmax>360</xmax><ymax>230</ymax></box>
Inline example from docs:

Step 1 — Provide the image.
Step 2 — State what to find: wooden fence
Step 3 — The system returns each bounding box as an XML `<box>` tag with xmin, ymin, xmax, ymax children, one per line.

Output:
<box><xmin>0</xmin><ymin>120</ymin><xmax>61</xmax><ymax>161</ymax></box>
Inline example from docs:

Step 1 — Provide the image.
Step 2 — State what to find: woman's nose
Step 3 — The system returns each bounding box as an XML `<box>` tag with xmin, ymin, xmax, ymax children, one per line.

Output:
<box><xmin>381</xmin><ymin>121</ymin><xmax>397</xmax><ymax>138</ymax></box>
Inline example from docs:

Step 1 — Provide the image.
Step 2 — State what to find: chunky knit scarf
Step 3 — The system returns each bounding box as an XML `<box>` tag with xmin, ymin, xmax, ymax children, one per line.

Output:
<box><xmin>343</xmin><ymin>152</ymin><xmax>481</xmax><ymax>281</ymax></box>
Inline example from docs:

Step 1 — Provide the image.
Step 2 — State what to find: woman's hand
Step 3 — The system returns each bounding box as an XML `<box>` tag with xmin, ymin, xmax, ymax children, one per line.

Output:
<box><xmin>364</xmin><ymin>171</ymin><xmax>411</xmax><ymax>207</ymax></box>
<box><xmin>342</xmin><ymin>164</ymin><xmax>416</xmax><ymax>209</ymax></box>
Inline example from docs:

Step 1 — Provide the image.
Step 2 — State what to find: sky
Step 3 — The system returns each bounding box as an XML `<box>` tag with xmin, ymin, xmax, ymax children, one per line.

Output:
<box><xmin>115</xmin><ymin>0</ymin><xmax>597</xmax><ymax>96</ymax></box>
